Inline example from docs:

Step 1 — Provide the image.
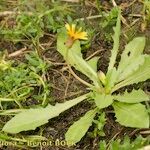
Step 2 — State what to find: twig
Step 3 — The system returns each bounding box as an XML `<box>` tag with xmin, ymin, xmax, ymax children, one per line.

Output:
<box><xmin>8</xmin><ymin>47</ymin><xmax>27</xmax><ymax>58</ymax></box>
<box><xmin>0</xmin><ymin>11</ymin><xmax>19</xmax><ymax>17</ymax></box>
<box><xmin>50</xmin><ymin>84</ymin><xmax>65</xmax><ymax>91</ymax></box>
<box><xmin>86</xmin><ymin>49</ymin><xmax>104</xmax><ymax>61</ymax></box>
<box><xmin>76</xmin><ymin>14</ymin><xmax>103</xmax><ymax>21</ymax></box>
<box><xmin>64</xmin><ymin>73</ymin><xmax>71</xmax><ymax>98</ymax></box>
<box><xmin>122</xmin><ymin>0</ymin><xmax>137</xmax><ymax>8</ymax></box>
<box><xmin>111</xmin><ymin>0</ymin><xmax>130</xmax><ymax>27</ymax></box>
<box><xmin>130</xmin><ymin>18</ymin><xmax>140</xmax><ymax>26</ymax></box>
<box><xmin>112</xmin><ymin>0</ymin><xmax>117</xmax><ymax>6</ymax></box>
<box><xmin>60</xmin><ymin>0</ymin><xmax>79</xmax><ymax>2</ymax></box>
<box><xmin>60</xmin><ymin>0</ymin><xmax>96</xmax><ymax>7</ymax></box>
<box><xmin>50</xmin><ymin>68</ymin><xmax>68</xmax><ymax>83</ymax></box>
<box><xmin>128</xmin><ymin>14</ymin><xmax>142</xmax><ymax>17</ymax></box>
<box><xmin>140</xmin><ymin>130</ymin><xmax>150</xmax><ymax>135</ymax></box>
<box><xmin>0</xmin><ymin>11</ymin><xmax>32</xmax><ymax>17</ymax></box>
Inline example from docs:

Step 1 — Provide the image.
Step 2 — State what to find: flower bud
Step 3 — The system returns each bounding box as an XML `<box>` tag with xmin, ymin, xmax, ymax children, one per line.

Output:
<box><xmin>98</xmin><ymin>71</ymin><xmax>106</xmax><ymax>85</ymax></box>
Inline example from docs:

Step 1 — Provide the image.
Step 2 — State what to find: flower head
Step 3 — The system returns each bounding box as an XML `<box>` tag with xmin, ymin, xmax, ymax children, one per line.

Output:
<box><xmin>65</xmin><ymin>23</ymin><xmax>88</xmax><ymax>41</ymax></box>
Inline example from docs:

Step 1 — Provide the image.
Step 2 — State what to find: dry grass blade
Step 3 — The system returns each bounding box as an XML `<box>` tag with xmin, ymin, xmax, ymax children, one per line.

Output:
<box><xmin>8</xmin><ymin>47</ymin><xmax>27</xmax><ymax>58</ymax></box>
<box><xmin>0</xmin><ymin>11</ymin><xmax>32</xmax><ymax>17</ymax></box>
<box><xmin>60</xmin><ymin>0</ymin><xmax>79</xmax><ymax>2</ymax></box>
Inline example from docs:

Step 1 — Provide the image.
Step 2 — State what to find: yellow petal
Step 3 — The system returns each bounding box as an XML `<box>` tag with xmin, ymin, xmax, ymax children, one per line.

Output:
<box><xmin>77</xmin><ymin>27</ymin><xmax>82</xmax><ymax>33</ymax></box>
<box><xmin>65</xmin><ymin>23</ymin><xmax>88</xmax><ymax>41</ymax></box>
<box><xmin>65</xmin><ymin>23</ymin><xmax>71</xmax><ymax>31</ymax></box>
<box><xmin>71</xmin><ymin>24</ymin><xmax>76</xmax><ymax>34</ymax></box>
<box><xmin>74</xmin><ymin>31</ymin><xmax>88</xmax><ymax>40</ymax></box>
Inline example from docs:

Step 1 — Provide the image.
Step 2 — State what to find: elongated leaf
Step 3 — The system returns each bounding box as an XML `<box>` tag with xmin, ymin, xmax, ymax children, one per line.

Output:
<box><xmin>57</xmin><ymin>29</ymin><xmax>81</xmax><ymax>61</ymax></box>
<box><xmin>108</xmin><ymin>9</ymin><xmax>121</xmax><ymax>71</ymax></box>
<box><xmin>57</xmin><ymin>30</ymin><xmax>100</xmax><ymax>87</ymax></box>
<box><xmin>73</xmin><ymin>54</ymin><xmax>100</xmax><ymax>87</ymax></box>
<box><xmin>117</xmin><ymin>37</ymin><xmax>146</xmax><ymax>73</ymax></box>
<box><xmin>117</xmin><ymin>37</ymin><xmax>146</xmax><ymax>82</ymax></box>
<box><xmin>94</xmin><ymin>93</ymin><xmax>113</xmax><ymax>109</ymax></box>
<box><xmin>113</xmin><ymin>102</ymin><xmax>149</xmax><ymax>128</ymax></box>
<box><xmin>105</xmin><ymin>68</ymin><xmax>118</xmax><ymax>93</ymax></box>
<box><xmin>118</xmin><ymin>55</ymin><xmax>145</xmax><ymax>82</ymax></box>
<box><xmin>0</xmin><ymin>98</ymin><xmax>15</xmax><ymax>102</ymax></box>
<box><xmin>113</xmin><ymin>56</ymin><xmax>150</xmax><ymax>92</ymax></box>
<box><xmin>87</xmin><ymin>57</ymin><xmax>99</xmax><ymax>72</ymax></box>
<box><xmin>0</xmin><ymin>109</ymin><xmax>24</xmax><ymax>115</ymax></box>
<box><xmin>114</xmin><ymin>89</ymin><xmax>149</xmax><ymax>103</ymax></box>
<box><xmin>106</xmin><ymin>9</ymin><xmax>121</xmax><ymax>92</ymax></box>
<box><xmin>65</xmin><ymin>109</ymin><xmax>97</xmax><ymax>145</ymax></box>
<box><xmin>2</xmin><ymin>94</ymin><xmax>88</xmax><ymax>133</ymax></box>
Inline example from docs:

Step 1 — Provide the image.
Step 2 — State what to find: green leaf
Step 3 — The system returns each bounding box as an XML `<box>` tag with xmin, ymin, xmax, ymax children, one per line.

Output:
<box><xmin>99</xmin><ymin>135</ymin><xmax>150</xmax><ymax>150</ymax></box>
<box><xmin>106</xmin><ymin>9</ymin><xmax>121</xmax><ymax>92</ymax></box>
<box><xmin>100</xmin><ymin>7</ymin><xmax>119</xmax><ymax>29</ymax></box>
<box><xmin>57</xmin><ymin>29</ymin><xmax>81</xmax><ymax>61</ymax></box>
<box><xmin>108</xmin><ymin>9</ymin><xmax>121</xmax><ymax>71</ymax></box>
<box><xmin>57</xmin><ymin>29</ymin><xmax>101</xmax><ymax>87</ymax></box>
<box><xmin>94</xmin><ymin>93</ymin><xmax>113</xmax><ymax>109</ymax></box>
<box><xmin>0</xmin><ymin>98</ymin><xmax>16</xmax><ymax>102</ymax></box>
<box><xmin>117</xmin><ymin>37</ymin><xmax>146</xmax><ymax>82</ymax></box>
<box><xmin>65</xmin><ymin>109</ymin><xmax>97</xmax><ymax>145</ymax></box>
<box><xmin>118</xmin><ymin>37</ymin><xmax>146</xmax><ymax>71</ymax></box>
<box><xmin>93</xmin><ymin>112</ymin><xmax>106</xmax><ymax>137</ymax></box>
<box><xmin>117</xmin><ymin>55</ymin><xmax>145</xmax><ymax>82</ymax></box>
<box><xmin>99</xmin><ymin>141</ymin><xmax>107</xmax><ymax>150</ymax></box>
<box><xmin>2</xmin><ymin>94</ymin><xmax>88</xmax><ymax>134</ymax></box>
<box><xmin>114</xmin><ymin>89</ymin><xmax>149</xmax><ymax>103</ymax></box>
<box><xmin>105</xmin><ymin>68</ymin><xmax>118</xmax><ymax>93</ymax></box>
<box><xmin>113</xmin><ymin>102</ymin><xmax>149</xmax><ymax>128</ymax></box>
<box><xmin>113</xmin><ymin>56</ymin><xmax>150</xmax><ymax>92</ymax></box>
<box><xmin>87</xmin><ymin>57</ymin><xmax>99</xmax><ymax>72</ymax></box>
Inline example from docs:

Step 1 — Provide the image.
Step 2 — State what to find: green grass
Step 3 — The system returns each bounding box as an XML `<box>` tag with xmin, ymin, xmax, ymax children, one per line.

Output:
<box><xmin>0</xmin><ymin>0</ymin><xmax>149</xmax><ymax>149</ymax></box>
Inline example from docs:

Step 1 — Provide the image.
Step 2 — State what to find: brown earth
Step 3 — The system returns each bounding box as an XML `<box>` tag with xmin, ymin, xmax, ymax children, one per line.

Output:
<box><xmin>0</xmin><ymin>1</ymin><xmax>150</xmax><ymax>150</ymax></box>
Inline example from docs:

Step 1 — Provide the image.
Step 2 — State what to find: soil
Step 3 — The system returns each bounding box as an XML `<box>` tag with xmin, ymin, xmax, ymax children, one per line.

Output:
<box><xmin>0</xmin><ymin>1</ymin><xmax>150</xmax><ymax>150</ymax></box>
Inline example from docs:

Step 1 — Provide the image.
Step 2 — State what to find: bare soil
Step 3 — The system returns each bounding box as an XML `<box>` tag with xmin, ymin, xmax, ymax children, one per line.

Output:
<box><xmin>0</xmin><ymin>1</ymin><xmax>150</xmax><ymax>150</ymax></box>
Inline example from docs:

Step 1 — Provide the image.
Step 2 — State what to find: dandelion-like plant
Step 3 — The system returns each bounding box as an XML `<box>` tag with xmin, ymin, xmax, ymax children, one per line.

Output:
<box><xmin>65</xmin><ymin>23</ymin><xmax>88</xmax><ymax>47</ymax></box>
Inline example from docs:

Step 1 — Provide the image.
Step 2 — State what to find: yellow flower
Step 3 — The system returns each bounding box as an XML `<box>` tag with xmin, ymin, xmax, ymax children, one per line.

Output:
<box><xmin>65</xmin><ymin>23</ymin><xmax>88</xmax><ymax>41</ymax></box>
